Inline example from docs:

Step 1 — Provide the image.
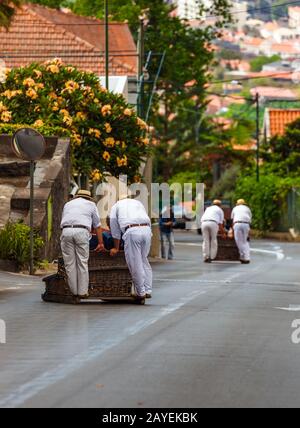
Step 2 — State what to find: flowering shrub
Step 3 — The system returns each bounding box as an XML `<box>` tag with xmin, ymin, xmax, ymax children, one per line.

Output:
<box><xmin>0</xmin><ymin>59</ymin><xmax>149</xmax><ymax>182</ymax></box>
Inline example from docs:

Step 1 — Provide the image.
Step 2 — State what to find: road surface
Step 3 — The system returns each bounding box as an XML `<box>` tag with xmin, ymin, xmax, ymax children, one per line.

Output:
<box><xmin>0</xmin><ymin>231</ymin><xmax>300</xmax><ymax>408</ymax></box>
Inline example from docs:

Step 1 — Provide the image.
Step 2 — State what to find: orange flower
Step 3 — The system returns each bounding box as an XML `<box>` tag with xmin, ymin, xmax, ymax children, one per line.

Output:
<box><xmin>88</xmin><ymin>128</ymin><xmax>101</xmax><ymax>138</ymax></box>
<box><xmin>26</xmin><ymin>88</ymin><xmax>38</xmax><ymax>99</ymax></box>
<box><xmin>33</xmin><ymin>69</ymin><xmax>42</xmax><ymax>78</ymax></box>
<box><xmin>124</xmin><ymin>108</ymin><xmax>133</xmax><ymax>116</ymax></box>
<box><xmin>71</xmin><ymin>133</ymin><xmax>82</xmax><ymax>146</ymax></box>
<box><xmin>117</xmin><ymin>155</ymin><xmax>128</xmax><ymax>167</ymax></box>
<box><xmin>91</xmin><ymin>169</ymin><xmax>103</xmax><ymax>182</ymax></box>
<box><xmin>65</xmin><ymin>80</ymin><xmax>79</xmax><ymax>93</ymax></box>
<box><xmin>0</xmin><ymin>101</ymin><xmax>7</xmax><ymax>112</ymax></box>
<box><xmin>33</xmin><ymin>119</ymin><xmax>44</xmax><ymax>128</ymax></box>
<box><xmin>105</xmin><ymin>122</ymin><xmax>112</xmax><ymax>133</ymax></box>
<box><xmin>1</xmin><ymin>110</ymin><xmax>12</xmax><ymax>122</ymax></box>
<box><xmin>104</xmin><ymin>137</ymin><xmax>115</xmax><ymax>148</ymax></box>
<box><xmin>103</xmin><ymin>151</ymin><xmax>111</xmax><ymax>162</ymax></box>
<box><xmin>23</xmin><ymin>78</ymin><xmax>35</xmax><ymax>87</ymax></box>
<box><xmin>137</xmin><ymin>117</ymin><xmax>147</xmax><ymax>130</ymax></box>
<box><xmin>63</xmin><ymin>115</ymin><xmax>73</xmax><ymax>126</ymax></box>
<box><xmin>101</xmin><ymin>104</ymin><xmax>112</xmax><ymax>116</ymax></box>
<box><xmin>46</xmin><ymin>64</ymin><xmax>60</xmax><ymax>74</ymax></box>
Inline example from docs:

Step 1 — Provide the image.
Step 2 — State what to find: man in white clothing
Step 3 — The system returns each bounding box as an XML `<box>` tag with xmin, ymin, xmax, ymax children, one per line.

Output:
<box><xmin>231</xmin><ymin>199</ymin><xmax>252</xmax><ymax>264</ymax></box>
<box><xmin>109</xmin><ymin>196</ymin><xmax>152</xmax><ymax>302</ymax></box>
<box><xmin>201</xmin><ymin>200</ymin><xmax>225</xmax><ymax>263</ymax></box>
<box><xmin>60</xmin><ymin>190</ymin><xmax>104</xmax><ymax>298</ymax></box>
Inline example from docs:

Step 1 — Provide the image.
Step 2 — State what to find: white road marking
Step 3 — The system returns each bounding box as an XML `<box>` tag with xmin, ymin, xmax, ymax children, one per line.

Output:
<box><xmin>176</xmin><ymin>242</ymin><xmax>285</xmax><ymax>261</ymax></box>
<box><xmin>155</xmin><ymin>278</ymin><xmax>231</xmax><ymax>284</ymax></box>
<box><xmin>0</xmin><ymin>287</ymin><xmax>22</xmax><ymax>291</ymax></box>
<box><xmin>275</xmin><ymin>305</ymin><xmax>300</xmax><ymax>312</ymax></box>
<box><xmin>251</xmin><ymin>248</ymin><xmax>285</xmax><ymax>261</ymax></box>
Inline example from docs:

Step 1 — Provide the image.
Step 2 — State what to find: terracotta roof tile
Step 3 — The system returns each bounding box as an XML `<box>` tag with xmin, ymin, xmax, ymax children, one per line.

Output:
<box><xmin>266</xmin><ymin>109</ymin><xmax>300</xmax><ymax>138</ymax></box>
<box><xmin>0</xmin><ymin>4</ymin><xmax>137</xmax><ymax>76</ymax></box>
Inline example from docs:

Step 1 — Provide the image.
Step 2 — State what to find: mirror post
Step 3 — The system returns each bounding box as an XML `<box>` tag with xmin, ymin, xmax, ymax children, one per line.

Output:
<box><xmin>11</xmin><ymin>128</ymin><xmax>46</xmax><ymax>275</ymax></box>
<box><xmin>29</xmin><ymin>160</ymin><xmax>34</xmax><ymax>275</ymax></box>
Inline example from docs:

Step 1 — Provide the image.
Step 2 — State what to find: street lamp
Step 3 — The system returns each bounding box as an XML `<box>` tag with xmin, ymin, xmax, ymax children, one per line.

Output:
<box><xmin>255</xmin><ymin>92</ymin><xmax>260</xmax><ymax>182</ymax></box>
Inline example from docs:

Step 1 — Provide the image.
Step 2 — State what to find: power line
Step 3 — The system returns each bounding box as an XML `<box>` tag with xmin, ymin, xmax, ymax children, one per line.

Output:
<box><xmin>211</xmin><ymin>70</ymin><xmax>295</xmax><ymax>84</ymax></box>
<box><xmin>206</xmin><ymin>0</ymin><xmax>300</xmax><ymax>19</ymax></box>
<box><xmin>206</xmin><ymin>92</ymin><xmax>253</xmax><ymax>101</ymax></box>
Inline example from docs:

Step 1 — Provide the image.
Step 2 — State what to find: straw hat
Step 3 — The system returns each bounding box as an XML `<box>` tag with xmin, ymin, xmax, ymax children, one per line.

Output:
<box><xmin>213</xmin><ymin>199</ymin><xmax>222</xmax><ymax>206</ymax></box>
<box><xmin>236</xmin><ymin>199</ymin><xmax>246</xmax><ymax>206</ymax></box>
<box><xmin>74</xmin><ymin>189</ymin><xmax>94</xmax><ymax>201</ymax></box>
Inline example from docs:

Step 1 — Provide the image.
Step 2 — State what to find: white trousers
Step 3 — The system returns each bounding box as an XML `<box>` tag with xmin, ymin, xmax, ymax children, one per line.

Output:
<box><xmin>234</xmin><ymin>223</ymin><xmax>250</xmax><ymax>261</ymax></box>
<box><xmin>60</xmin><ymin>228</ymin><xmax>90</xmax><ymax>296</ymax></box>
<box><xmin>202</xmin><ymin>221</ymin><xmax>219</xmax><ymax>260</ymax></box>
<box><xmin>124</xmin><ymin>226</ymin><xmax>153</xmax><ymax>297</ymax></box>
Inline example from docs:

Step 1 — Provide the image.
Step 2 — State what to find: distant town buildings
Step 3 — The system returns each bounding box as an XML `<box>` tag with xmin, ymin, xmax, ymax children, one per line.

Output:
<box><xmin>170</xmin><ymin>0</ymin><xmax>210</xmax><ymax>20</ymax></box>
<box><xmin>231</xmin><ymin>1</ymin><xmax>248</xmax><ymax>28</ymax></box>
<box><xmin>288</xmin><ymin>7</ymin><xmax>300</xmax><ymax>29</ymax></box>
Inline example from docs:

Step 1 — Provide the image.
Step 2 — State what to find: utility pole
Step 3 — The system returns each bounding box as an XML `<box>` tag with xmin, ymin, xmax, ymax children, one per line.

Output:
<box><xmin>104</xmin><ymin>0</ymin><xmax>109</xmax><ymax>90</ymax></box>
<box><xmin>137</xmin><ymin>17</ymin><xmax>145</xmax><ymax>118</ymax></box>
<box><xmin>256</xmin><ymin>92</ymin><xmax>260</xmax><ymax>182</ymax></box>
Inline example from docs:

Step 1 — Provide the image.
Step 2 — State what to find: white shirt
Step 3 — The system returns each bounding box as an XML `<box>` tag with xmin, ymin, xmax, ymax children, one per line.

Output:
<box><xmin>201</xmin><ymin>205</ymin><xmax>224</xmax><ymax>225</ymax></box>
<box><xmin>60</xmin><ymin>197</ymin><xmax>101</xmax><ymax>231</ymax></box>
<box><xmin>110</xmin><ymin>198</ymin><xmax>151</xmax><ymax>240</ymax></box>
<box><xmin>231</xmin><ymin>205</ymin><xmax>252</xmax><ymax>224</ymax></box>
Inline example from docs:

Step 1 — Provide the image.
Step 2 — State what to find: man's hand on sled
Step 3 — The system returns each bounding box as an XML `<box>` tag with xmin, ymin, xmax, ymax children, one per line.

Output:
<box><xmin>110</xmin><ymin>248</ymin><xmax>119</xmax><ymax>257</ymax></box>
<box><xmin>95</xmin><ymin>242</ymin><xmax>105</xmax><ymax>252</ymax></box>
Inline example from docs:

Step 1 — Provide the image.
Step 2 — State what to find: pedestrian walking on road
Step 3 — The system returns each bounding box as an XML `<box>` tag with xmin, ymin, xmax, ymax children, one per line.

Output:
<box><xmin>201</xmin><ymin>200</ymin><xmax>225</xmax><ymax>263</ymax></box>
<box><xmin>231</xmin><ymin>199</ymin><xmax>252</xmax><ymax>264</ymax></box>
<box><xmin>109</xmin><ymin>195</ymin><xmax>152</xmax><ymax>303</ymax></box>
<box><xmin>60</xmin><ymin>190</ymin><xmax>104</xmax><ymax>298</ymax></box>
<box><xmin>160</xmin><ymin>206</ymin><xmax>175</xmax><ymax>260</ymax></box>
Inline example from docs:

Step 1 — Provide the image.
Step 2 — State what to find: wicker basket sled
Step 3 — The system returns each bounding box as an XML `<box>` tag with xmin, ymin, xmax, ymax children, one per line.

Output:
<box><xmin>215</xmin><ymin>236</ymin><xmax>240</xmax><ymax>262</ymax></box>
<box><xmin>42</xmin><ymin>251</ymin><xmax>141</xmax><ymax>304</ymax></box>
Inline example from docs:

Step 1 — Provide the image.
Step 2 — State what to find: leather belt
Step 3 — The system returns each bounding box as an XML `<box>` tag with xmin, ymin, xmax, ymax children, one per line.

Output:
<box><xmin>234</xmin><ymin>221</ymin><xmax>250</xmax><ymax>225</ymax></box>
<box><xmin>62</xmin><ymin>225</ymin><xmax>90</xmax><ymax>231</ymax></box>
<box><xmin>125</xmin><ymin>223</ymin><xmax>150</xmax><ymax>232</ymax></box>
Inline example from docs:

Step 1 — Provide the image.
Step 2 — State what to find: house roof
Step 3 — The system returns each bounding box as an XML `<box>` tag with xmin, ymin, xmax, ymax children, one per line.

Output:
<box><xmin>271</xmin><ymin>42</ymin><xmax>300</xmax><ymax>55</ymax></box>
<box><xmin>288</xmin><ymin>6</ymin><xmax>300</xmax><ymax>13</ymax></box>
<box><xmin>264</xmin><ymin>108</ymin><xmax>300</xmax><ymax>138</ymax></box>
<box><xmin>0</xmin><ymin>3</ymin><xmax>137</xmax><ymax>76</ymax></box>
<box><xmin>250</xmin><ymin>86</ymin><xmax>297</xmax><ymax>100</ymax></box>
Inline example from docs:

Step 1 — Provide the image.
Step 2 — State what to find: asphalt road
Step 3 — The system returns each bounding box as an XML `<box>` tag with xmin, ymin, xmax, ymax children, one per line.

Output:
<box><xmin>0</xmin><ymin>231</ymin><xmax>300</xmax><ymax>408</ymax></box>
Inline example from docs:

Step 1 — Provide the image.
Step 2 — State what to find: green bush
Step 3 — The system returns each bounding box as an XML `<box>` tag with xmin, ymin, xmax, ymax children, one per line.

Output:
<box><xmin>0</xmin><ymin>123</ymin><xmax>69</xmax><ymax>138</ymax></box>
<box><xmin>235</xmin><ymin>173</ymin><xmax>300</xmax><ymax>231</ymax></box>
<box><xmin>0</xmin><ymin>222</ymin><xmax>44</xmax><ymax>269</ymax></box>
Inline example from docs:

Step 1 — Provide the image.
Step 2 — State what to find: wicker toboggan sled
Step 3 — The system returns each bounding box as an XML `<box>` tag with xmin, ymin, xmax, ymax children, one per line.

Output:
<box><xmin>42</xmin><ymin>251</ymin><xmax>141</xmax><ymax>304</ymax></box>
<box><xmin>215</xmin><ymin>235</ymin><xmax>240</xmax><ymax>262</ymax></box>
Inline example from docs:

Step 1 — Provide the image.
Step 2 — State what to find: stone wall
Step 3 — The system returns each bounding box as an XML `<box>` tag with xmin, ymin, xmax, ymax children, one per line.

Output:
<box><xmin>0</xmin><ymin>135</ymin><xmax>70</xmax><ymax>261</ymax></box>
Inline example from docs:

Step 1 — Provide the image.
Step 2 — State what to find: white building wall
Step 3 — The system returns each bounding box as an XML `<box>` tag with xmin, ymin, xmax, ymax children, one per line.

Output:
<box><xmin>175</xmin><ymin>0</ymin><xmax>211</xmax><ymax>20</ymax></box>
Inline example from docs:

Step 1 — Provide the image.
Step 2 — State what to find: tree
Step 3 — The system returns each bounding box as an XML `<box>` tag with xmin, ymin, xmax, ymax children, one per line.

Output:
<box><xmin>29</xmin><ymin>0</ymin><xmax>72</xmax><ymax>8</ymax></box>
<box><xmin>70</xmin><ymin>0</ymin><xmax>232</xmax><ymax>181</ymax></box>
<box><xmin>262</xmin><ymin>118</ymin><xmax>300</xmax><ymax>176</ymax></box>
<box><xmin>0</xmin><ymin>0</ymin><xmax>22</xmax><ymax>28</ymax></box>
<box><xmin>250</xmin><ymin>55</ymin><xmax>281</xmax><ymax>72</ymax></box>
<box><xmin>0</xmin><ymin>60</ymin><xmax>149</xmax><ymax>181</ymax></box>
